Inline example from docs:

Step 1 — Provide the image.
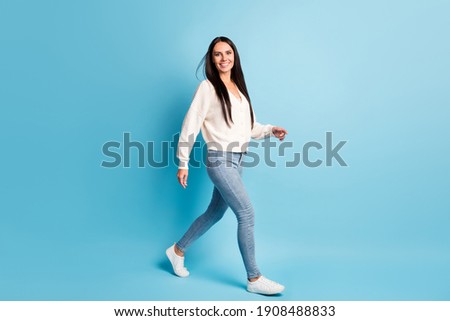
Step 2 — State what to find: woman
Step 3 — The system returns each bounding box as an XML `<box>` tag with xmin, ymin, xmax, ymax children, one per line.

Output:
<box><xmin>166</xmin><ymin>36</ymin><xmax>288</xmax><ymax>295</ymax></box>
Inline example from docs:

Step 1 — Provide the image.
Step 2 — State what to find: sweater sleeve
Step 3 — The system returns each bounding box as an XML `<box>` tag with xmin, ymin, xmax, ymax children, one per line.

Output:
<box><xmin>176</xmin><ymin>81</ymin><xmax>211</xmax><ymax>169</ymax></box>
<box><xmin>251</xmin><ymin>111</ymin><xmax>274</xmax><ymax>140</ymax></box>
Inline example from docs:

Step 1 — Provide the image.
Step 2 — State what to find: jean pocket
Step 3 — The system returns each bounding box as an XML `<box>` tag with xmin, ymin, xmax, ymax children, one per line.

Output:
<box><xmin>206</xmin><ymin>151</ymin><xmax>225</xmax><ymax>168</ymax></box>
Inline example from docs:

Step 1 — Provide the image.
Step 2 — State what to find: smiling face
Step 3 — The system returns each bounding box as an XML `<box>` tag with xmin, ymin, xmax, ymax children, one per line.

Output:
<box><xmin>212</xmin><ymin>41</ymin><xmax>234</xmax><ymax>76</ymax></box>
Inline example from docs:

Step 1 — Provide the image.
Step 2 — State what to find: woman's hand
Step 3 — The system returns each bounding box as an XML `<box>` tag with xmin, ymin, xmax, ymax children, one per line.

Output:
<box><xmin>177</xmin><ymin>169</ymin><xmax>189</xmax><ymax>189</ymax></box>
<box><xmin>272</xmin><ymin>126</ymin><xmax>288</xmax><ymax>141</ymax></box>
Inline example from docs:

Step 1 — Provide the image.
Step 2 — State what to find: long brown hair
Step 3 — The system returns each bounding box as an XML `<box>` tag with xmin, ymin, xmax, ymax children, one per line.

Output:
<box><xmin>197</xmin><ymin>36</ymin><xmax>255</xmax><ymax>128</ymax></box>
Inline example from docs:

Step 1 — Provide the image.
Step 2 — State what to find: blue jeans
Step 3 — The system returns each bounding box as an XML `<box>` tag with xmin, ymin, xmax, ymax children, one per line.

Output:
<box><xmin>176</xmin><ymin>150</ymin><xmax>261</xmax><ymax>279</ymax></box>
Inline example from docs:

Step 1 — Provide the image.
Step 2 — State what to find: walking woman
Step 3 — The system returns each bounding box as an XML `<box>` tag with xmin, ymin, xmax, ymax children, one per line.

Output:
<box><xmin>166</xmin><ymin>36</ymin><xmax>288</xmax><ymax>295</ymax></box>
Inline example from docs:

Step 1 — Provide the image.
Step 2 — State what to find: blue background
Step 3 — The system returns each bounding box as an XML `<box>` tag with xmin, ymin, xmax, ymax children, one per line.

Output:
<box><xmin>1</xmin><ymin>0</ymin><xmax>449</xmax><ymax>300</ymax></box>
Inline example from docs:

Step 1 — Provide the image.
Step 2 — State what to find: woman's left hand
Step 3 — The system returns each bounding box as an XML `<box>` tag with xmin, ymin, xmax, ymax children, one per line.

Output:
<box><xmin>272</xmin><ymin>126</ymin><xmax>288</xmax><ymax>141</ymax></box>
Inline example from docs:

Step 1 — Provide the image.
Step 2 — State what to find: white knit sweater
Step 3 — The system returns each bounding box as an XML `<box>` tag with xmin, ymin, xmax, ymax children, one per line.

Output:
<box><xmin>177</xmin><ymin>80</ymin><xmax>274</xmax><ymax>169</ymax></box>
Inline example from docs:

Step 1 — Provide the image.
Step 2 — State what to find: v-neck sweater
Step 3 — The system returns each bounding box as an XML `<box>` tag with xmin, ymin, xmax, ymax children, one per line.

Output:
<box><xmin>177</xmin><ymin>80</ymin><xmax>274</xmax><ymax>169</ymax></box>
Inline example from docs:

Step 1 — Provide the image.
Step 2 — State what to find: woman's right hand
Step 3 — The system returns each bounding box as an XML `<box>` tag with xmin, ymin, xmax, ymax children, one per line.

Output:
<box><xmin>177</xmin><ymin>169</ymin><xmax>189</xmax><ymax>189</ymax></box>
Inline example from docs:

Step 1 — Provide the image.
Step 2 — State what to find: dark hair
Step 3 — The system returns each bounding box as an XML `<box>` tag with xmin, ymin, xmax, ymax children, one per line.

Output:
<box><xmin>196</xmin><ymin>36</ymin><xmax>255</xmax><ymax>128</ymax></box>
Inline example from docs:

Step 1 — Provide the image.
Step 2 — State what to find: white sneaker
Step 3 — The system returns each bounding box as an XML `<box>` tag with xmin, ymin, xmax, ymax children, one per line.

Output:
<box><xmin>247</xmin><ymin>276</ymin><xmax>285</xmax><ymax>295</ymax></box>
<box><xmin>166</xmin><ymin>244</ymin><xmax>189</xmax><ymax>277</ymax></box>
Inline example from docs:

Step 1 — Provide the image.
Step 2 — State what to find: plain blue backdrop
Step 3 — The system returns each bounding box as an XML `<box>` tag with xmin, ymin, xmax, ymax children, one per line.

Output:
<box><xmin>1</xmin><ymin>0</ymin><xmax>449</xmax><ymax>300</ymax></box>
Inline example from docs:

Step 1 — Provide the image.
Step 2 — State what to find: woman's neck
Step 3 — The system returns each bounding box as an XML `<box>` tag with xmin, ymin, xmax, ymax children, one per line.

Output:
<box><xmin>219</xmin><ymin>72</ymin><xmax>232</xmax><ymax>85</ymax></box>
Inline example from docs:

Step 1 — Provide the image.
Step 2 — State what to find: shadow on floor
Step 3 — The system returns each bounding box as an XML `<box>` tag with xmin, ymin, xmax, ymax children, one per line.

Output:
<box><xmin>157</xmin><ymin>258</ymin><xmax>174</xmax><ymax>276</ymax></box>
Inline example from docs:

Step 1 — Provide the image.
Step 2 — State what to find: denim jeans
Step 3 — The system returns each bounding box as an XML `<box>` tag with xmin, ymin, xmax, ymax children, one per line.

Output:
<box><xmin>176</xmin><ymin>150</ymin><xmax>261</xmax><ymax>279</ymax></box>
